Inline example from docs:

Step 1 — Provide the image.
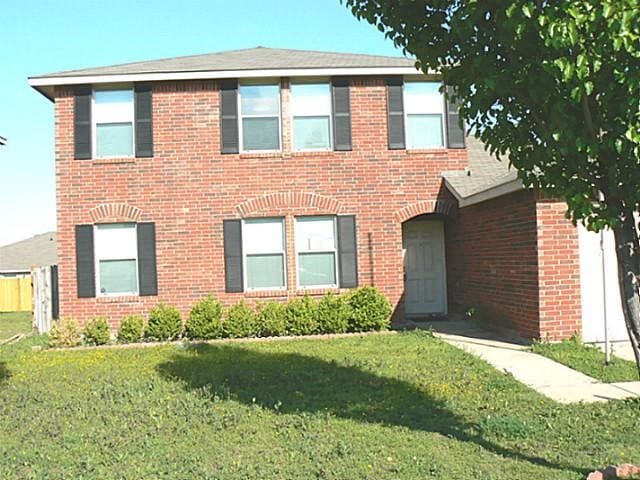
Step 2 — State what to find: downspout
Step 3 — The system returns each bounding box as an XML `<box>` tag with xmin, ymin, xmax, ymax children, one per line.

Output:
<box><xmin>600</xmin><ymin>229</ymin><xmax>610</xmax><ymax>365</ymax></box>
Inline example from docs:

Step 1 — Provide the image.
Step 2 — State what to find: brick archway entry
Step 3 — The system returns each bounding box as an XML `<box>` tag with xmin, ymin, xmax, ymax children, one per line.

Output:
<box><xmin>394</xmin><ymin>199</ymin><xmax>455</xmax><ymax>321</ymax></box>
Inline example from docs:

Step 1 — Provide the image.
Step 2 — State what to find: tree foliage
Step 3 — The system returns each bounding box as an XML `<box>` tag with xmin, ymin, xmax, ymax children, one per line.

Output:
<box><xmin>345</xmin><ymin>0</ymin><xmax>640</xmax><ymax>369</ymax></box>
<box><xmin>345</xmin><ymin>0</ymin><xmax>639</xmax><ymax>229</ymax></box>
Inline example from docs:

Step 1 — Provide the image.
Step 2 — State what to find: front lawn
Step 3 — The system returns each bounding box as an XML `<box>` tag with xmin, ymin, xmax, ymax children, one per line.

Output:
<box><xmin>0</xmin><ymin>311</ymin><xmax>32</xmax><ymax>341</ymax></box>
<box><xmin>0</xmin><ymin>332</ymin><xmax>638</xmax><ymax>479</ymax></box>
<box><xmin>531</xmin><ymin>337</ymin><xmax>639</xmax><ymax>383</ymax></box>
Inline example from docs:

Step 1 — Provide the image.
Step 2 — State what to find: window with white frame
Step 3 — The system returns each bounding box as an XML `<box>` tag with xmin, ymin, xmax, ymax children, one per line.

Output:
<box><xmin>291</xmin><ymin>83</ymin><xmax>332</xmax><ymax>150</ymax></box>
<box><xmin>239</xmin><ymin>84</ymin><xmax>281</xmax><ymax>151</ymax></box>
<box><xmin>404</xmin><ymin>82</ymin><xmax>445</xmax><ymax>149</ymax></box>
<box><xmin>94</xmin><ymin>223</ymin><xmax>138</xmax><ymax>295</ymax></box>
<box><xmin>93</xmin><ymin>89</ymin><xmax>134</xmax><ymax>157</ymax></box>
<box><xmin>295</xmin><ymin>217</ymin><xmax>338</xmax><ymax>288</ymax></box>
<box><xmin>243</xmin><ymin>218</ymin><xmax>286</xmax><ymax>290</ymax></box>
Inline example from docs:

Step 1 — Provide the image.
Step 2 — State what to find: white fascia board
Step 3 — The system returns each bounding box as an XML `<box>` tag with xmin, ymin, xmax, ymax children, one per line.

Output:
<box><xmin>28</xmin><ymin>66</ymin><xmax>429</xmax><ymax>88</ymax></box>
<box><xmin>458</xmin><ymin>178</ymin><xmax>524</xmax><ymax>207</ymax></box>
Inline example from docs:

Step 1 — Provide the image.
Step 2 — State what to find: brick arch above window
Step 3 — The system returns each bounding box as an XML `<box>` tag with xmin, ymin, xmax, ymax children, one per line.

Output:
<box><xmin>236</xmin><ymin>192</ymin><xmax>344</xmax><ymax>217</ymax></box>
<box><xmin>394</xmin><ymin>199</ymin><xmax>456</xmax><ymax>223</ymax></box>
<box><xmin>89</xmin><ymin>203</ymin><xmax>143</xmax><ymax>224</ymax></box>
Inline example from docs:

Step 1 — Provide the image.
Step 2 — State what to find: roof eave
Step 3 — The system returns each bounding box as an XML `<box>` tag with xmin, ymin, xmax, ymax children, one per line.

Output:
<box><xmin>29</xmin><ymin>65</ymin><xmax>432</xmax><ymax>100</ymax></box>
<box><xmin>457</xmin><ymin>178</ymin><xmax>525</xmax><ymax>208</ymax></box>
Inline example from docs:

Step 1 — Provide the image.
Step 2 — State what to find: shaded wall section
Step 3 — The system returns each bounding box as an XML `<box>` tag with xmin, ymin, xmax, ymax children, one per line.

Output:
<box><xmin>448</xmin><ymin>190</ymin><xmax>540</xmax><ymax>337</ymax></box>
<box><xmin>447</xmin><ymin>189</ymin><xmax>581</xmax><ymax>340</ymax></box>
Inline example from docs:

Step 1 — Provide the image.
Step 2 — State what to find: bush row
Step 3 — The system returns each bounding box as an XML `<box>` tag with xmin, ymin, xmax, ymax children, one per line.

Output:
<box><xmin>49</xmin><ymin>286</ymin><xmax>392</xmax><ymax>347</ymax></box>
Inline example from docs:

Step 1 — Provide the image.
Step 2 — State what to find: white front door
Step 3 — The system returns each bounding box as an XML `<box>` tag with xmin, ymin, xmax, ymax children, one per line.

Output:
<box><xmin>403</xmin><ymin>220</ymin><xmax>447</xmax><ymax>316</ymax></box>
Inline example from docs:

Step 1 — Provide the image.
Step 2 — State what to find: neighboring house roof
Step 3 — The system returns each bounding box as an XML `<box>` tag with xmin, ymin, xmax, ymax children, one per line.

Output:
<box><xmin>29</xmin><ymin>47</ymin><xmax>421</xmax><ymax>100</ymax></box>
<box><xmin>442</xmin><ymin>137</ymin><xmax>523</xmax><ymax>207</ymax></box>
<box><xmin>0</xmin><ymin>232</ymin><xmax>57</xmax><ymax>272</ymax></box>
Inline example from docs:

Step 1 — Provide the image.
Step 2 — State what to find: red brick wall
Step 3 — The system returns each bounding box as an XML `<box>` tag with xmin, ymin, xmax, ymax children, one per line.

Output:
<box><xmin>54</xmin><ymin>77</ymin><xmax>468</xmax><ymax>327</ymax></box>
<box><xmin>448</xmin><ymin>190</ymin><xmax>581</xmax><ymax>339</ymax></box>
<box><xmin>535</xmin><ymin>195</ymin><xmax>582</xmax><ymax>340</ymax></box>
<box><xmin>448</xmin><ymin>190</ymin><xmax>541</xmax><ymax>337</ymax></box>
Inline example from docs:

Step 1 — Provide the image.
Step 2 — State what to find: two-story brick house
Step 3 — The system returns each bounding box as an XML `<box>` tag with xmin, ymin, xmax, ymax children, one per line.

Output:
<box><xmin>29</xmin><ymin>47</ymin><xmax>593</xmax><ymax>341</ymax></box>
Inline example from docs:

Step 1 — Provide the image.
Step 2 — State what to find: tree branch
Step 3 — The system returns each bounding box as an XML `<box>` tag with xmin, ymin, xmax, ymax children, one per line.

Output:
<box><xmin>582</xmin><ymin>94</ymin><xmax>597</xmax><ymax>140</ymax></box>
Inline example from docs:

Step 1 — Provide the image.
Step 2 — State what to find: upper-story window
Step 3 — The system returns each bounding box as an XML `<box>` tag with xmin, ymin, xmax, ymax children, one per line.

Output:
<box><xmin>93</xmin><ymin>89</ymin><xmax>134</xmax><ymax>158</ymax></box>
<box><xmin>404</xmin><ymin>82</ymin><xmax>445</xmax><ymax>149</ymax></box>
<box><xmin>239</xmin><ymin>83</ymin><xmax>281</xmax><ymax>152</ymax></box>
<box><xmin>291</xmin><ymin>83</ymin><xmax>332</xmax><ymax>151</ymax></box>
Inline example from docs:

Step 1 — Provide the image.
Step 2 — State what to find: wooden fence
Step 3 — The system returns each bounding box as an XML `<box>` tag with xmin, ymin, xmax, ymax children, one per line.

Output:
<box><xmin>32</xmin><ymin>266</ymin><xmax>56</xmax><ymax>333</ymax></box>
<box><xmin>0</xmin><ymin>277</ymin><xmax>32</xmax><ymax>312</ymax></box>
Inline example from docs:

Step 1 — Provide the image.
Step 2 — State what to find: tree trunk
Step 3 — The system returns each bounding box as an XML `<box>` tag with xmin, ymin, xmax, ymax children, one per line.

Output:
<box><xmin>611</xmin><ymin>207</ymin><xmax>640</xmax><ymax>376</ymax></box>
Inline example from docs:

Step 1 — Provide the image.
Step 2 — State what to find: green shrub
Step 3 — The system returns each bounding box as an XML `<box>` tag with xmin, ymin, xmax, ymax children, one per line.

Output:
<box><xmin>316</xmin><ymin>292</ymin><xmax>351</xmax><ymax>334</ymax></box>
<box><xmin>49</xmin><ymin>318</ymin><xmax>82</xmax><ymax>348</ymax></box>
<box><xmin>146</xmin><ymin>304</ymin><xmax>183</xmax><ymax>341</ymax></box>
<box><xmin>285</xmin><ymin>295</ymin><xmax>318</xmax><ymax>336</ymax></box>
<box><xmin>83</xmin><ymin>317</ymin><xmax>111</xmax><ymax>346</ymax></box>
<box><xmin>117</xmin><ymin>315</ymin><xmax>145</xmax><ymax>344</ymax></box>
<box><xmin>223</xmin><ymin>302</ymin><xmax>258</xmax><ymax>338</ymax></box>
<box><xmin>347</xmin><ymin>286</ymin><xmax>392</xmax><ymax>332</ymax></box>
<box><xmin>185</xmin><ymin>296</ymin><xmax>223</xmax><ymax>340</ymax></box>
<box><xmin>256</xmin><ymin>301</ymin><xmax>287</xmax><ymax>337</ymax></box>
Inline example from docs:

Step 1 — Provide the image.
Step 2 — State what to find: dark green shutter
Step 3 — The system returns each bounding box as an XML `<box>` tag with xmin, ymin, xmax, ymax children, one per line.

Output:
<box><xmin>337</xmin><ymin>216</ymin><xmax>358</xmax><ymax>288</ymax></box>
<box><xmin>74</xmin><ymin>85</ymin><xmax>92</xmax><ymax>159</ymax></box>
<box><xmin>135</xmin><ymin>84</ymin><xmax>154</xmax><ymax>157</ymax></box>
<box><xmin>75</xmin><ymin>225</ymin><xmax>95</xmax><ymax>298</ymax></box>
<box><xmin>137</xmin><ymin>222</ymin><xmax>158</xmax><ymax>296</ymax></box>
<box><xmin>332</xmin><ymin>77</ymin><xmax>351</xmax><ymax>151</ymax></box>
<box><xmin>220</xmin><ymin>80</ymin><xmax>239</xmax><ymax>154</ymax></box>
<box><xmin>445</xmin><ymin>85</ymin><xmax>466</xmax><ymax>149</ymax></box>
<box><xmin>223</xmin><ymin>220</ymin><xmax>243</xmax><ymax>292</ymax></box>
<box><xmin>386</xmin><ymin>77</ymin><xmax>405</xmax><ymax>150</ymax></box>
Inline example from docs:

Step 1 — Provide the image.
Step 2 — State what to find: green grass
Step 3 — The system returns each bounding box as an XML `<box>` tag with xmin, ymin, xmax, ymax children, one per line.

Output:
<box><xmin>0</xmin><ymin>311</ymin><xmax>32</xmax><ymax>341</ymax></box>
<box><xmin>0</xmin><ymin>332</ymin><xmax>639</xmax><ymax>479</ymax></box>
<box><xmin>531</xmin><ymin>337</ymin><xmax>639</xmax><ymax>383</ymax></box>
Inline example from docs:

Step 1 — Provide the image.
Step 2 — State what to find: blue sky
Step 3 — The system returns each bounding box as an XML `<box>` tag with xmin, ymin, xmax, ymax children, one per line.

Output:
<box><xmin>0</xmin><ymin>0</ymin><xmax>402</xmax><ymax>247</ymax></box>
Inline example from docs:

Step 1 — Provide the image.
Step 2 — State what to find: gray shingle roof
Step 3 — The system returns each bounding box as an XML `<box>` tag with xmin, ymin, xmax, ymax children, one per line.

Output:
<box><xmin>32</xmin><ymin>47</ymin><xmax>416</xmax><ymax>79</ymax></box>
<box><xmin>0</xmin><ymin>232</ymin><xmax>57</xmax><ymax>272</ymax></box>
<box><xmin>443</xmin><ymin>137</ymin><xmax>520</xmax><ymax>199</ymax></box>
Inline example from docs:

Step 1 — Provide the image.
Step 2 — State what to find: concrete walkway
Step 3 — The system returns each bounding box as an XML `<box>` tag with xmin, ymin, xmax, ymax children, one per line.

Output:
<box><xmin>420</xmin><ymin>320</ymin><xmax>640</xmax><ymax>404</ymax></box>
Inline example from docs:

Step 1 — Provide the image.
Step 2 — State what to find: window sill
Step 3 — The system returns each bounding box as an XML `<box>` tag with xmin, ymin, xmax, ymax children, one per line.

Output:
<box><xmin>96</xmin><ymin>295</ymin><xmax>142</xmax><ymax>304</ymax></box>
<box><xmin>290</xmin><ymin>150</ymin><xmax>343</xmax><ymax>158</ymax></box>
<box><xmin>402</xmin><ymin>148</ymin><xmax>451</xmax><ymax>155</ymax></box>
<box><xmin>244</xmin><ymin>290</ymin><xmax>289</xmax><ymax>298</ymax></box>
<box><xmin>92</xmin><ymin>157</ymin><xmax>137</xmax><ymax>165</ymax></box>
<box><xmin>238</xmin><ymin>152</ymin><xmax>285</xmax><ymax>160</ymax></box>
<box><xmin>294</xmin><ymin>288</ymin><xmax>344</xmax><ymax>296</ymax></box>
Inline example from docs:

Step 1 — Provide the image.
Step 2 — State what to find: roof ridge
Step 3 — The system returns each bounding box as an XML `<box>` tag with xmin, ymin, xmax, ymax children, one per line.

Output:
<box><xmin>31</xmin><ymin>47</ymin><xmax>413</xmax><ymax>79</ymax></box>
<box><xmin>0</xmin><ymin>231</ymin><xmax>56</xmax><ymax>249</ymax></box>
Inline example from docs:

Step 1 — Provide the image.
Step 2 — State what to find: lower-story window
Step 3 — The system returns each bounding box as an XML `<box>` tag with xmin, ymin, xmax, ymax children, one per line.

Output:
<box><xmin>94</xmin><ymin>223</ymin><xmax>138</xmax><ymax>295</ymax></box>
<box><xmin>295</xmin><ymin>216</ymin><xmax>338</xmax><ymax>288</ymax></box>
<box><xmin>243</xmin><ymin>218</ymin><xmax>286</xmax><ymax>290</ymax></box>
